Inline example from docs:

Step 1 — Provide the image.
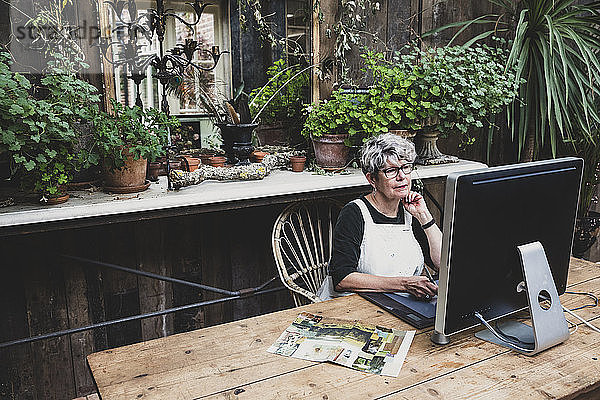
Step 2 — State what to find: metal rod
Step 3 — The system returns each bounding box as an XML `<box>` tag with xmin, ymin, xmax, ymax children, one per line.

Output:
<box><xmin>61</xmin><ymin>254</ymin><xmax>268</xmax><ymax>297</ymax></box>
<box><xmin>0</xmin><ymin>286</ymin><xmax>285</xmax><ymax>349</ymax></box>
<box><xmin>423</xmin><ymin>186</ymin><xmax>443</xmax><ymax>217</ymax></box>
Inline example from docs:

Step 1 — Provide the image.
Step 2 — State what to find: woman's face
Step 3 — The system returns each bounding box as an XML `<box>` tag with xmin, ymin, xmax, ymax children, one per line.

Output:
<box><xmin>368</xmin><ymin>158</ymin><xmax>413</xmax><ymax>201</ymax></box>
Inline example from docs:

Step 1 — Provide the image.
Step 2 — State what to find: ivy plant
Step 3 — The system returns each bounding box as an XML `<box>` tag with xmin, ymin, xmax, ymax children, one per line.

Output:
<box><xmin>94</xmin><ymin>100</ymin><xmax>180</xmax><ymax>171</ymax></box>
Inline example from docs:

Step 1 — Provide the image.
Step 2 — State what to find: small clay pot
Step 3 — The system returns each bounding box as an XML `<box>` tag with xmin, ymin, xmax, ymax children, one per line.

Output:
<box><xmin>147</xmin><ymin>161</ymin><xmax>162</xmax><ymax>182</ymax></box>
<box><xmin>208</xmin><ymin>156</ymin><xmax>227</xmax><ymax>168</ymax></box>
<box><xmin>252</xmin><ymin>151</ymin><xmax>269</xmax><ymax>163</ymax></box>
<box><xmin>181</xmin><ymin>156</ymin><xmax>201</xmax><ymax>172</ymax></box>
<box><xmin>43</xmin><ymin>191</ymin><xmax>69</xmax><ymax>205</ymax></box>
<box><xmin>168</xmin><ymin>160</ymin><xmax>182</xmax><ymax>171</ymax></box>
<box><xmin>199</xmin><ymin>153</ymin><xmax>214</xmax><ymax>165</ymax></box>
<box><xmin>289</xmin><ymin>155</ymin><xmax>307</xmax><ymax>172</ymax></box>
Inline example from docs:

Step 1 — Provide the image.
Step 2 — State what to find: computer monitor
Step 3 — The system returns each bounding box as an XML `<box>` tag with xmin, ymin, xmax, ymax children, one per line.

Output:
<box><xmin>434</xmin><ymin>157</ymin><xmax>583</xmax><ymax>354</ymax></box>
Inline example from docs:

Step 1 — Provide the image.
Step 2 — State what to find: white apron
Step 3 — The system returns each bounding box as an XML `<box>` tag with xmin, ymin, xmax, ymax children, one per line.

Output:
<box><xmin>317</xmin><ymin>199</ymin><xmax>425</xmax><ymax>300</ymax></box>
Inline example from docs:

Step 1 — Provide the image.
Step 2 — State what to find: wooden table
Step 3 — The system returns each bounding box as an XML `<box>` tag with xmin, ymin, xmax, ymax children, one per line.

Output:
<box><xmin>87</xmin><ymin>258</ymin><xmax>600</xmax><ymax>399</ymax></box>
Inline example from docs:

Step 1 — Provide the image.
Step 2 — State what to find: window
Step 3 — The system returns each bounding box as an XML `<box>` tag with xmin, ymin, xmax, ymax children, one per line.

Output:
<box><xmin>111</xmin><ymin>1</ymin><xmax>230</xmax><ymax>115</ymax></box>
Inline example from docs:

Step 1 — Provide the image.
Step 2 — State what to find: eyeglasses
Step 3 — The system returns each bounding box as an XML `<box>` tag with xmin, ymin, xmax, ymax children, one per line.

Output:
<box><xmin>381</xmin><ymin>163</ymin><xmax>414</xmax><ymax>179</ymax></box>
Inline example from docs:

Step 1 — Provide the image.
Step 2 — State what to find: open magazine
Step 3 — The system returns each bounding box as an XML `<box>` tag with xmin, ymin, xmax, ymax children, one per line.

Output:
<box><xmin>267</xmin><ymin>312</ymin><xmax>415</xmax><ymax>377</ymax></box>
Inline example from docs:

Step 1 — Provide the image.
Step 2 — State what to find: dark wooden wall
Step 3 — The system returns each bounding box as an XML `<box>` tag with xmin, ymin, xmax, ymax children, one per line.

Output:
<box><xmin>0</xmin><ymin>204</ymin><xmax>297</xmax><ymax>399</ymax></box>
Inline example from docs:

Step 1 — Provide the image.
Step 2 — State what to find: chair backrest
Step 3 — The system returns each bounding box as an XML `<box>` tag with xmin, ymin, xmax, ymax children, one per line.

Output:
<box><xmin>272</xmin><ymin>199</ymin><xmax>343</xmax><ymax>306</ymax></box>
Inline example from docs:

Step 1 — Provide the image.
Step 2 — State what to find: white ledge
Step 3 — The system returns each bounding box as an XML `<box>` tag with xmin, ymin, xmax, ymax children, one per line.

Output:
<box><xmin>0</xmin><ymin>159</ymin><xmax>486</xmax><ymax>234</ymax></box>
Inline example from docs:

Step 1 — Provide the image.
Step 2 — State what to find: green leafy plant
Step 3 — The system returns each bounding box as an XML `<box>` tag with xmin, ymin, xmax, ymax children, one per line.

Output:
<box><xmin>94</xmin><ymin>100</ymin><xmax>180</xmax><ymax>171</ymax></box>
<box><xmin>360</xmin><ymin>51</ymin><xmax>432</xmax><ymax>134</ymax></box>
<box><xmin>393</xmin><ymin>43</ymin><xmax>519</xmax><ymax>147</ymax></box>
<box><xmin>301</xmin><ymin>90</ymin><xmax>367</xmax><ymax>142</ymax></box>
<box><xmin>249</xmin><ymin>59</ymin><xmax>309</xmax><ymax>127</ymax></box>
<box><xmin>0</xmin><ymin>51</ymin><xmax>99</xmax><ymax>198</ymax></box>
<box><xmin>428</xmin><ymin>0</ymin><xmax>600</xmax><ymax>161</ymax></box>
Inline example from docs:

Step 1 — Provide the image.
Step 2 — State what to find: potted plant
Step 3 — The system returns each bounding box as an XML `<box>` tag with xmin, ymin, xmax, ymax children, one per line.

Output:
<box><xmin>360</xmin><ymin>51</ymin><xmax>430</xmax><ymax>137</ymax></box>
<box><xmin>249</xmin><ymin>58</ymin><xmax>309</xmax><ymax>146</ymax></box>
<box><xmin>94</xmin><ymin>100</ymin><xmax>180</xmax><ymax>193</ymax></box>
<box><xmin>301</xmin><ymin>90</ymin><xmax>367</xmax><ymax>169</ymax></box>
<box><xmin>0</xmin><ymin>52</ymin><xmax>99</xmax><ymax>203</ymax></box>
<box><xmin>388</xmin><ymin>43</ymin><xmax>519</xmax><ymax>164</ymax></box>
<box><xmin>561</xmin><ymin>121</ymin><xmax>600</xmax><ymax>258</ymax></box>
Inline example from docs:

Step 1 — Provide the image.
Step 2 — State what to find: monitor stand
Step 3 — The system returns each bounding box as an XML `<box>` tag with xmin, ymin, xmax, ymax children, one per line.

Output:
<box><xmin>474</xmin><ymin>241</ymin><xmax>570</xmax><ymax>356</ymax></box>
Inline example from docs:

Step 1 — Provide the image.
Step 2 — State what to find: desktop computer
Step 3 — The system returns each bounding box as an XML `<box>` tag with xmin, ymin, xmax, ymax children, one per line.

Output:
<box><xmin>433</xmin><ymin>157</ymin><xmax>584</xmax><ymax>354</ymax></box>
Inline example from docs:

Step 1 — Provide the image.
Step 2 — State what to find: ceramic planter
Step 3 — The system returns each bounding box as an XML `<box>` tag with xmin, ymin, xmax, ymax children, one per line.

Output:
<box><xmin>103</xmin><ymin>149</ymin><xmax>150</xmax><ymax>193</ymax></box>
<box><xmin>572</xmin><ymin>211</ymin><xmax>600</xmax><ymax>258</ymax></box>
<box><xmin>388</xmin><ymin>129</ymin><xmax>417</xmax><ymax>141</ymax></box>
<box><xmin>208</xmin><ymin>155</ymin><xmax>227</xmax><ymax>167</ymax></box>
<box><xmin>147</xmin><ymin>161</ymin><xmax>162</xmax><ymax>182</ymax></box>
<box><xmin>199</xmin><ymin>152</ymin><xmax>214</xmax><ymax>165</ymax></box>
<box><xmin>181</xmin><ymin>156</ymin><xmax>201</xmax><ymax>172</ymax></box>
<box><xmin>289</xmin><ymin>155</ymin><xmax>306</xmax><ymax>172</ymax></box>
<box><xmin>216</xmin><ymin>123</ymin><xmax>257</xmax><ymax>165</ymax></box>
<box><xmin>252</xmin><ymin>151</ymin><xmax>269</xmax><ymax>163</ymax></box>
<box><xmin>254</xmin><ymin>122</ymin><xmax>287</xmax><ymax>146</ymax></box>
<box><xmin>311</xmin><ymin>133</ymin><xmax>349</xmax><ymax>170</ymax></box>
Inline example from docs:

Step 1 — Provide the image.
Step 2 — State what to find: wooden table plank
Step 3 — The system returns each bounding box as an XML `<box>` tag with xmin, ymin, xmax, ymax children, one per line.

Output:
<box><xmin>88</xmin><ymin>258</ymin><xmax>600</xmax><ymax>400</ymax></box>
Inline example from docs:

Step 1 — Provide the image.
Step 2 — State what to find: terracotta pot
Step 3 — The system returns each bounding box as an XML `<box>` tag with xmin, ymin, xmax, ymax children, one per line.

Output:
<box><xmin>169</xmin><ymin>160</ymin><xmax>182</xmax><ymax>171</ymax></box>
<box><xmin>289</xmin><ymin>155</ymin><xmax>307</xmax><ymax>172</ymax></box>
<box><xmin>43</xmin><ymin>192</ymin><xmax>69</xmax><ymax>205</ymax></box>
<box><xmin>254</xmin><ymin>123</ymin><xmax>287</xmax><ymax>146</ymax></box>
<box><xmin>311</xmin><ymin>134</ymin><xmax>349</xmax><ymax>170</ymax></box>
<box><xmin>252</xmin><ymin>151</ymin><xmax>269</xmax><ymax>163</ymax></box>
<box><xmin>208</xmin><ymin>156</ymin><xmax>227</xmax><ymax>167</ymax></box>
<box><xmin>147</xmin><ymin>161</ymin><xmax>162</xmax><ymax>182</ymax></box>
<box><xmin>181</xmin><ymin>156</ymin><xmax>201</xmax><ymax>172</ymax></box>
<box><xmin>103</xmin><ymin>149</ymin><xmax>149</xmax><ymax>193</ymax></box>
<box><xmin>200</xmin><ymin>153</ymin><xmax>214</xmax><ymax>165</ymax></box>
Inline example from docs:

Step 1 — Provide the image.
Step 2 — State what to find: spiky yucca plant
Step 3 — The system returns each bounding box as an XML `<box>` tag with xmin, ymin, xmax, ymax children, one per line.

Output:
<box><xmin>428</xmin><ymin>0</ymin><xmax>600</xmax><ymax>161</ymax></box>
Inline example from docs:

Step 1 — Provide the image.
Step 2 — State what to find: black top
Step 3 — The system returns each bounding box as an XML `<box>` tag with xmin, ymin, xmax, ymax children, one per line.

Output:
<box><xmin>329</xmin><ymin>195</ymin><xmax>433</xmax><ymax>288</ymax></box>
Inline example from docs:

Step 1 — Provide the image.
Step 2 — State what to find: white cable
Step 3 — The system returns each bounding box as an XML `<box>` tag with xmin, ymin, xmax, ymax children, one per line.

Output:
<box><xmin>562</xmin><ymin>306</ymin><xmax>600</xmax><ymax>334</ymax></box>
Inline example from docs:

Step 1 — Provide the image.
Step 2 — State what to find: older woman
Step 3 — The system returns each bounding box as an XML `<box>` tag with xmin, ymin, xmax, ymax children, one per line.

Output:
<box><xmin>317</xmin><ymin>133</ymin><xmax>442</xmax><ymax>300</ymax></box>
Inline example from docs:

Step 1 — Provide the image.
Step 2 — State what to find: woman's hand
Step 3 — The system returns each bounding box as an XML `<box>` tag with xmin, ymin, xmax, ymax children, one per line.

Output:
<box><xmin>400</xmin><ymin>276</ymin><xmax>438</xmax><ymax>299</ymax></box>
<box><xmin>402</xmin><ymin>191</ymin><xmax>432</xmax><ymax>225</ymax></box>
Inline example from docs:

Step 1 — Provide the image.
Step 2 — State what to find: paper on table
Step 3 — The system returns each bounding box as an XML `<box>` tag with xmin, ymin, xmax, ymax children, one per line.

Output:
<box><xmin>267</xmin><ymin>312</ymin><xmax>415</xmax><ymax>377</ymax></box>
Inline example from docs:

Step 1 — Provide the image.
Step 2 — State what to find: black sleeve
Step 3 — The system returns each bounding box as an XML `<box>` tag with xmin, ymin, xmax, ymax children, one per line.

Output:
<box><xmin>328</xmin><ymin>202</ymin><xmax>364</xmax><ymax>289</ymax></box>
<box><xmin>413</xmin><ymin>221</ymin><xmax>434</xmax><ymax>269</ymax></box>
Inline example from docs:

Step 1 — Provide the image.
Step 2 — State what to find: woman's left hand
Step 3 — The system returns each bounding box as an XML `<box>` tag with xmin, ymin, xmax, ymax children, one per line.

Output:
<box><xmin>401</xmin><ymin>191</ymin><xmax>430</xmax><ymax>221</ymax></box>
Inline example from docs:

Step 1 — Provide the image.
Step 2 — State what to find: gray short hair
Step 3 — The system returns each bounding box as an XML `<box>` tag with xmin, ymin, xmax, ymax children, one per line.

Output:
<box><xmin>360</xmin><ymin>133</ymin><xmax>416</xmax><ymax>176</ymax></box>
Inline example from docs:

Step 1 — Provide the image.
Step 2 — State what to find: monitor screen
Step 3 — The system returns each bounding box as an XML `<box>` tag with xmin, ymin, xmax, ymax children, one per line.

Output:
<box><xmin>435</xmin><ymin>157</ymin><xmax>583</xmax><ymax>336</ymax></box>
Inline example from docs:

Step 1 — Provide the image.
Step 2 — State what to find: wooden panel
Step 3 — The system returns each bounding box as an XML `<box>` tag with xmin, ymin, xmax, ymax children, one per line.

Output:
<box><xmin>346</xmin><ymin>0</ymin><xmax>389</xmax><ymax>86</ymax></box>
<box><xmin>386</xmin><ymin>0</ymin><xmax>421</xmax><ymax>51</ymax></box>
<box><xmin>199</xmin><ymin>212</ymin><xmax>233</xmax><ymax>327</ymax></box>
<box><xmin>167</xmin><ymin>215</ymin><xmax>204</xmax><ymax>333</ymax></box>
<box><xmin>316</xmin><ymin>0</ymin><xmax>338</xmax><ymax>99</ymax></box>
<box><xmin>24</xmin><ymin>233</ymin><xmax>76</xmax><ymax>400</ymax></box>
<box><xmin>230</xmin><ymin>208</ymin><xmax>263</xmax><ymax>320</ymax></box>
<box><xmin>60</xmin><ymin>229</ymin><xmax>99</xmax><ymax>398</ymax></box>
<box><xmin>99</xmin><ymin>224</ymin><xmax>142</xmax><ymax>348</ymax></box>
<box><xmin>0</xmin><ymin>237</ymin><xmax>36</xmax><ymax>400</ymax></box>
<box><xmin>134</xmin><ymin>220</ymin><xmax>173</xmax><ymax>341</ymax></box>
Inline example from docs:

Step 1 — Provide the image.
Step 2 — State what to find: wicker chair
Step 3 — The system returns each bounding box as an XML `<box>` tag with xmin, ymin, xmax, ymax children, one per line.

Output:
<box><xmin>272</xmin><ymin>199</ymin><xmax>343</xmax><ymax>306</ymax></box>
